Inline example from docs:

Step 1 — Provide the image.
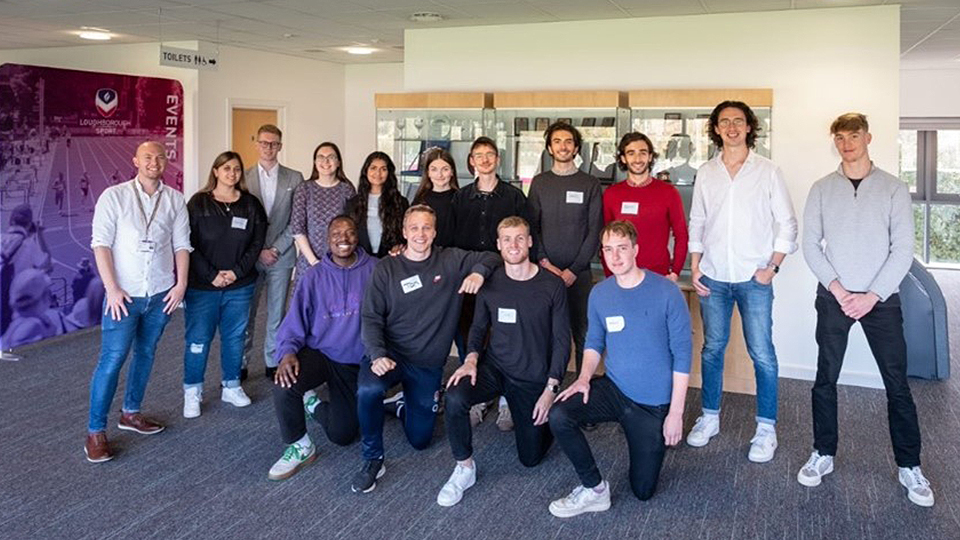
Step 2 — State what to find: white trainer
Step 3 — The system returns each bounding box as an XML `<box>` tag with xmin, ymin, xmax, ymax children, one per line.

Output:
<box><xmin>437</xmin><ymin>462</ymin><xmax>477</xmax><ymax>507</ymax></box>
<box><xmin>686</xmin><ymin>414</ymin><xmax>720</xmax><ymax>447</ymax></box>
<box><xmin>183</xmin><ymin>387</ymin><xmax>202</xmax><ymax>419</ymax></box>
<box><xmin>469</xmin><ymin>402</ymin><xmax>488</xmax><ymax>427</ymax></box>
<box><xmin>267</xmin><ymin>442</ymin><xmax>316</xmax><ymax>481</ymax></box>
<box><xmin>898</xmin><ymin>466</ymin><xmax>935</xmax><ymax>507</ymax></box>
<box><xmin>797</xmin><ymin>451</ymin><xmax>834</xmax><ymax>487</ymax></box>
<box><xmin>221</xmin><ymin>386</ymin><xmax>252</xmax><ymax>407</ymax></box>
<box><xmin>748</xmin><ymin>425</ymin><xmax>778</xmax><ymax>463</ymax></box>
<box><xmin>549</xmin><ymin>481</ymin><xmax>611</xmax><ymax>518</ymax></box>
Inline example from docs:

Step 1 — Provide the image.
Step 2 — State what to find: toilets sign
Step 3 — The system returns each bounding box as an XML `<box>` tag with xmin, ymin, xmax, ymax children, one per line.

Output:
<box><xmin>159</xmin><ymin>45</ymin><xmax>219</xmax><ymax>71</ymax></box>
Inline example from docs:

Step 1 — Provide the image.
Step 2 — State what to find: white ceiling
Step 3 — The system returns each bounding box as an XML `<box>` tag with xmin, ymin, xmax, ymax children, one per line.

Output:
<box><xmin>0</xmin><ymin>0</ymin><xmax>957</xmax><ymax>68</ymax></box>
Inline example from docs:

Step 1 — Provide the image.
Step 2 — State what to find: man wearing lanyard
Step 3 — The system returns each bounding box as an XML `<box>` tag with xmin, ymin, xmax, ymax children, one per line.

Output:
<box><xmin>84</xmin><ymin>141</ymin><xmax>192</xmax><ymax>463</ymax></box>
<box><xmin>685</xmin><ymin>101</ymin><xmax>797</xmax><ymax>463</ymax></box>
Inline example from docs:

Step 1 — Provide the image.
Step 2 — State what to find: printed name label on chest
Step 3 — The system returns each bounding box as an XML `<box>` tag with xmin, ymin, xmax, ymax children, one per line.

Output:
<box><xmin>605</xmin><ymin>315</ymin><xmax>625</xmax><ymax>332</ymax></box>
<box><xmin>497</xmin><ymin>308</ymin><xmax>517</xmax><ymax>324</ymax></box>
<box><xmin>231</xmin><ymin>217</ymin><xmax>248</xmax><ymax>229</ymax></box>
<box><xmin>565</xmin><ymin>191</ymin><xmax>584</xmax><ymax>204</ymax></box>
<box><xmin>400</xmin><ymin>275</ymin><xmax>423</xmax><ymax>294</ymax></box>
<box><xmin>621</xmin><ymin>202</ymin><xmax>639</xmax><ymax>215</ymax></box>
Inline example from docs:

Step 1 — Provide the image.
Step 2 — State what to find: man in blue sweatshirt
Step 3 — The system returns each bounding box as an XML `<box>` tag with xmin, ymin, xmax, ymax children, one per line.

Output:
<box><xmin>548</xmin><ymin>220</ymin><xmax>691</xmax><ymax>517</ymax></box>
<box><xmin>799</xmin><ymin>113</ymin><xmax>934</xmax><ymax>507</ymax></box>
<box><xmin>268</xmin><ymin>215</ymin><xmax>376</xmax><ymax>481</ymax></box>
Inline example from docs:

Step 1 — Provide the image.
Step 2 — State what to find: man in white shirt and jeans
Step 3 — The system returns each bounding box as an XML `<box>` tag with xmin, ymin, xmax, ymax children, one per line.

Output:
<box><xmin>84</xmin><ymin>141</ymin><xmax>191</xmax><ymax>463</ymax></box>
<box><xmin>686</xmin><ymin>101</ymin><xmax>798</xmax><ymax>463</ymax></box>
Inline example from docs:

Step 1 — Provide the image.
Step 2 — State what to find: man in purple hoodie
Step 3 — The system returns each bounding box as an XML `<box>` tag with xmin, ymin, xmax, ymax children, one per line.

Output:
<box><xmin>267</xmin><ymin>215</ymin><xmax>376</xmax><ymax>481</ymax></box>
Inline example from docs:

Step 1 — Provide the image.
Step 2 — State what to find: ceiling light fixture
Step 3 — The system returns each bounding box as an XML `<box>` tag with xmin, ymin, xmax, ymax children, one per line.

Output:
<box><xmin>342</xmin><ymin>46</ymin><xmax>376</xmax><ymax>55</ymax></box>
<box><xmin>78</xmin><ymin>27</ymin><xmax>112</xmax><ymax>41</ymax></box>
<box><xmin>410</xmin><ymin>12</ymin><xmax>443</xmax><ymax>23</ymax></box>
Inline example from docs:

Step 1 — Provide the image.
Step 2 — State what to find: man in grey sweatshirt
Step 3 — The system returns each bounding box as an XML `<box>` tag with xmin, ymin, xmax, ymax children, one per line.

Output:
<box><xmin>799</xmin><ymin>112</ymin><xmax>934</xmax><ymax>507</ymax></box>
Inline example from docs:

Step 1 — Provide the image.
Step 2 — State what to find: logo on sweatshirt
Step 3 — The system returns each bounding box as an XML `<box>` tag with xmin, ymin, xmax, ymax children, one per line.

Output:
<box><xmin>433</xmin><ymin>275</ymin><xmax>442</xmax><ymax>283</ymax></box>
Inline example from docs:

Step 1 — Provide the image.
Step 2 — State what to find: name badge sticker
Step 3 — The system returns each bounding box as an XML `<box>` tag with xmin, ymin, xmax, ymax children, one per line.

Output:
<box><xmin>621</xmin><ymin>201</ymin><xmax>639</xmax><ymax>215</ymax></box>
<box><xmin>137</xmin><ymin>239</ymin><xmax>156</xmax><ymax>253</ymax></box>
<box><xmin>497</xmin><ymin>308</ymin><xmax>517</xmax><ymax>324</ymax></box>
<box><xmin>605</xmin><ymin>315</ymin><xmax>625</xmax><ymax>333</ymax></box>
<box><xmin>566</xmin><ymin>190</ymin><xmax>584</xmax><ymax>204</ymax></box>
<box><xmin>400</xmin><ymin>275</ymin><xmax>423</xmax><ymax>294</ymax></box>
<box><xmin>231</xmin><ymin>217</ymin><xmax>248</xmax><ymax>230</ymax></box>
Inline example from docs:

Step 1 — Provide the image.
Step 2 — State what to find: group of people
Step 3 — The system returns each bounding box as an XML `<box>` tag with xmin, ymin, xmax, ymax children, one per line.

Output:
<box><xmin>80</xmin><ymin>101</ymin><xmax>935</xmax><ymax>519</ymax></box>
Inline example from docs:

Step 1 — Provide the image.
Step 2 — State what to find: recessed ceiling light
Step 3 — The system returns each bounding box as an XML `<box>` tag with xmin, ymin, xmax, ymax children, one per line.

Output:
<box><xmin>410</xmin><ymin>12</ymin><xmax>443</xmax><ymax>23</ymax></box>
<box><xmin>342</xmin><ymin>46</ymin><xmax>376</xmax><ymax>55</ymax></box>
<box><xmin>77</xmin><ymin>27</ymin><xmax>112</xmax><ymax>41</ymax></box>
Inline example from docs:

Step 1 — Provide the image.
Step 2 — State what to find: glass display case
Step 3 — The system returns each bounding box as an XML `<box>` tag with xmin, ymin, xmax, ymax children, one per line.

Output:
<box><xmin>492</xmin><ymin>91</ymin><xmax>630</xmax><ymax>192</ymax></box>
<box><xmin>375</xmin><ymin>93</ymin><xmax>493</xmax><ymax>199</ymax></box>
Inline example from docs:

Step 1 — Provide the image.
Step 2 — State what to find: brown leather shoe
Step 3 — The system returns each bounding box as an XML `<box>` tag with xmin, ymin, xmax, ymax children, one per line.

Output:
<box><xmin>84</xmin><ymin>433</ymin><xmax>114</xmax><ymax>463</ymax></box>
<box><xmin>118</xmin><ymin>412</ymin><xmax>165</xmax><ymax>435</ymax></box>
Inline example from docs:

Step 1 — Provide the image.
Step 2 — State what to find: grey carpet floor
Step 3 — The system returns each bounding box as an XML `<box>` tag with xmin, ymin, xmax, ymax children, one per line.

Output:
<box><xmin>2</xmin><ymin>271</ymin><xmax>960</xmax><ymax>540</ymax></box>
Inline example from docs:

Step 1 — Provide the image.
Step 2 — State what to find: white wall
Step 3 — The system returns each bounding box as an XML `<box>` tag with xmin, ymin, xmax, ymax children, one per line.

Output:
<box><xmin>405</xmin><ymin>5</ymin><xmax>902</xmax><ymax>388</ymax></box>
<box><xmin>900</xmin><ymin>68</ymin><xmax>960</xmax><ymax>118</ymax></box>
<box><xmin>0</xmin><ymin>42</ymin><xmax>201</xmax><ymax>191</ymax></box>
<box><xmin>197</xmin><ymin>45</ymin><xmax>345</xmax><ymax>184</ymax></box>
<box><xmin>343</xmin><ymin>63</ymin><xmax>404</xmax><ymax>183</ymax></box>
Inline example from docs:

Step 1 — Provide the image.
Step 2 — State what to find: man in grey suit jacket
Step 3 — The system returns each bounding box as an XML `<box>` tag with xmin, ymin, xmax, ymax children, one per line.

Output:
<box><xmin>243</xmin><ymin>124</ymin><xmax>304</xmax><ymax>378</ymax></box>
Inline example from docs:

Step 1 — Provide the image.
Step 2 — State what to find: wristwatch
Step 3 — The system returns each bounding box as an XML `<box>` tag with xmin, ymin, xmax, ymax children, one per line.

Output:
<box><xmin>768</xmin><ymin>263</ymin><xmax>780</xmax><ymax>274</ymax></box>
<box><xmin>546</xmin><ymin>383</ymin><xmax>560</xmax><ymax>394</ymax></box>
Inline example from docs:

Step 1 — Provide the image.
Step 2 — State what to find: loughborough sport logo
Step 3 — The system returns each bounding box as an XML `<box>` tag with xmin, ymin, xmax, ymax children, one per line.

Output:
<box><xmin>95</xmin><ymin>88</ymin><xmax>119</xmax><ymax>118</ymax></box>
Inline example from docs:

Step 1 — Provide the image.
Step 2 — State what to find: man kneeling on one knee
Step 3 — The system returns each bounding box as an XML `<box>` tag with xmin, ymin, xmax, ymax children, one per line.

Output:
<box><xmin>547</xmin><ymin>220</ymin><xmax>691</xmax><ymax>517</ymax></box>
<box><xmin>268</xmin><ymin>215</ymin><xmax>375</xmax><ymax>481</ymax></box>
<box><xmin>437</xmin><ymin>216</ymin><xmax>571</xmax><ymax>507</ymax></box>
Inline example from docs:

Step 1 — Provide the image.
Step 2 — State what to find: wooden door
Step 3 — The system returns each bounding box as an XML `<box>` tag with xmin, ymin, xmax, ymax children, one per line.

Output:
<box><xmin>231</xmin><ymin>108</ymin><xmax>278</xmax><ymax>172</ymax></box>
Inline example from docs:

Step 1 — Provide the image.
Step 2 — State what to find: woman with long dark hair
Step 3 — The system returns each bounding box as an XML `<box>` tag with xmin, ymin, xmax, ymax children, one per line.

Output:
<box><xmin>346</xmin><ymin>152</ymin><xmax>408</xmax><ymax>258</ymax></box>
<box><xmin>412</xmin><ymin>147</ymin><xmax>459</xmax><ymax>248</ymax></box>
<box><xmin>291</xmin><ymin>142</ymin><xmax>356</xmax><ymax>282</ymax></box>
<box><xmin>183</xmin><ymin>151</ymin><xmax>267</xmax><ymax>418</ymax></box>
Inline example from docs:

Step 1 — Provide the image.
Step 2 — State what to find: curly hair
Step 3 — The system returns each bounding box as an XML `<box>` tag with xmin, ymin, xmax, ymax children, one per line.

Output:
<box><xmin>544</xmin><ymin>121</ymin><xmax>582</xmax><ymax>154</ymax></box>
<box><xmin>351</xmin><ymin>152</ymin><xmax>406</xmax><ymax>251</ymax></box>
<box><xmin>707</xmin><ymin>100</ymin><xmax>760</xmax><ymax>149</ymax></box>
<box><xmin>616</xmin><ymin>132</ymin><xmax>658</xmax><ymax>172</ymax></box>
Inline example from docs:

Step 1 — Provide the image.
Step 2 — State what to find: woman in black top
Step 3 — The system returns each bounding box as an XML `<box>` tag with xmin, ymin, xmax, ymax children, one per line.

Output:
<box><xmin>412</xmin><ymin>147</ymin><xmax>459</xmax><ymax>248</ymax></box>
<box><xmin>183</xmin><ymin>151</ymin><xmax>267</xmax><ymax>418</ymax></box>
<box><xmin>346</xmin><ymin>152</ymin><xmax>408</xmax><ymax>258</ymax></box>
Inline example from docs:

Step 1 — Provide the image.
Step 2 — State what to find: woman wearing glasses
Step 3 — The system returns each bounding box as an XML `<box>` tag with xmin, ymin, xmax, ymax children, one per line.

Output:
<box><xmin>346</xmin><ymin>152</ymin><xmax>409</xmax><ymax>258</ymax></box>
<box><xmin>290</xmin><ymin>142</ymin><xmax>356</xmax><ymax>284</ymax></box>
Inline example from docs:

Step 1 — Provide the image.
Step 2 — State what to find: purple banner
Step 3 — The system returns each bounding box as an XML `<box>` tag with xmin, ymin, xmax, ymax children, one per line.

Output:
<box><xmin>0</xmin><ymin>64</ymin><xmax>183</xmax><ymax>351</ymax></box>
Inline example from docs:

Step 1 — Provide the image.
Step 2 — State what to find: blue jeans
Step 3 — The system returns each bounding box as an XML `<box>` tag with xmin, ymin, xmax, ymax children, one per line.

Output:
<box><xmin>356</xmin><ymin>357</ymin><xmax>443</xmax><ymax>461</ymax></box>
<box><xmin>698</xmin><ymin>275</ymin><xmax>778</xmax><ymax>425</ymax></box>
<box><xmin>88</xmin><ymin>290</ymin><xmax>172</xmax><ymax>433</ymax></box>
<box><xmin>183</xmin><ymin>283</ymin><xmax>255</xmax><ymax>390</ymax></box>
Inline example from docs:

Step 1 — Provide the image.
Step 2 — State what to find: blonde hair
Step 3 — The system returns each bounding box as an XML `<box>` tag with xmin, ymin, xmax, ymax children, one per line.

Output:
<box><xmin>830</xmin><ymin>113</ymin><xmax>869</xmax><ymax>135</ymax></box>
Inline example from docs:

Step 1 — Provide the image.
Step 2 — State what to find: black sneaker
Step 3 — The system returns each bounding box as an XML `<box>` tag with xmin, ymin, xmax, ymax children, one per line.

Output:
<box><xmin>383</xmin><ymin>392</ymin><xmax>404</xmax><ymax>419</ymax></box>
<box><xmin>351</xmin><ymin>458</ymin><xmax>386</xmax><ymax>493</ymax></box>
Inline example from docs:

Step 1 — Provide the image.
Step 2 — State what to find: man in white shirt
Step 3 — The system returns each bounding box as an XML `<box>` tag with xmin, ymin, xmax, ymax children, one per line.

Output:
<box><xmin>685</xmin><ymin>101</ymin><xmax>798</xmax><ymax>463</ymax></box>
<box><xmin>84</xmin><ymin>141</ymin><xmax>192</xmax><ymax>463</ymax></box>
<box><xmin>242</xmin><ymin>124</ymin><xmax>304</xmax><ymax>380</ymax></box>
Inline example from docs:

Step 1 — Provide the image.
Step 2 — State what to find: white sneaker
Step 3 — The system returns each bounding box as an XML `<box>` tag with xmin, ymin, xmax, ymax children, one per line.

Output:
<box><xmin>183</xmin><ymin>387</ymin><xmax>202</xmax><ymax>419</ymax></box>
<box><xmin>437</xmin><ymin>462</ymin><xmax>477</xmax><ymax>507</ymax></box>
<box><xmin>686</xmin><ymin>414</ymin><xmax>720</xmax><ymax>447</ymax></box>
<box><xmin>748</xmin><ymin>425</ymin><xmax>778</xmax><ymax>463</ymax></box>
<box><xmin>303</xmin><ymin>389</ymin><xmax>320</xmax><ymax>417</ymax></box>
<box><xmin>221</xmin><ymin>386</ymin><xmax>252</xmax><ymax>407</ymax></box>
<box><xmin>549</xmin><ymin>481</ymin><xmax>611</xmax><ymax>518</ymax></box>
<box><xmin>797</xmin><ymin>451</ymin><xmax>834</xmax><ymax>487</ymax></box>
<box><xmin>469</xmin><ymin>402</ymin><xmax>488</xmax><ymax>427</ymax></box>
<box><xmin>898</xmin><ymin>466</ymin><xmax>935</xmax><ymax>507</ymax></box>
<box><xmin>267</xmin><ymin>442</ymin><xmax>316</xmax><ymax>481</ymax></box>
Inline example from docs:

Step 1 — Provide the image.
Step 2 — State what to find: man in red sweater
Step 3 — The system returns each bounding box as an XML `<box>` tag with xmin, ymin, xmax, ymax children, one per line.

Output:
<box><xmin>601</xmin><ymin>132</ymin><xmax>688</xmax><ymax>279</ymax></box>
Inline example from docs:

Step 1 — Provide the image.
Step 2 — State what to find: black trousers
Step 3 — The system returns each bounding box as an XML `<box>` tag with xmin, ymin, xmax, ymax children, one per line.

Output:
<box><xmin>567</xmin><ymin>269</ymin><xmax>593</xmax><ymax>372</ymax></box>
<box><xmin>444</xmin><ymin>361</ymin><xmax>552</xmax><ymax>467</ymax></box>
<box><xmin>548</xmin><ymin>377</ymin><xmax>668</xmax><ymax>501</ymax></box>
<box><xmin>812</xmin><ymin>285</ymin><xmax>921</xmax><ymax>467</ymax></box>
<box><xmin>273</xmin><ymin>347</ymin><xmax>360</xmax><ymax>446</ymax></box>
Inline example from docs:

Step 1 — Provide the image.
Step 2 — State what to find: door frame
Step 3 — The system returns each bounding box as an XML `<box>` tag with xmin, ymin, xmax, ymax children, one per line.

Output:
<box><xmin>226</xmin><ymin>98</ymin><xmax>288</xmax><ymax>163</ymax></box>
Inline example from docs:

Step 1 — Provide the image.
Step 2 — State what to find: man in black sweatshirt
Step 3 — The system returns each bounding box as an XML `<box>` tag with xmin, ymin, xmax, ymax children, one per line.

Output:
<box><xmin>436</xmin><ymin>216</ymin><xmax>570</xmax><ymax>507</ymax></box>
<box><xmin>527</xmin><ymin>122</ymin><xmax>603</xmax><ymax>372</ymax></box>
<box><xmin>353</xmin><ymin>205</ymin><xmax>500</xmax><ymax>494</ymax></box>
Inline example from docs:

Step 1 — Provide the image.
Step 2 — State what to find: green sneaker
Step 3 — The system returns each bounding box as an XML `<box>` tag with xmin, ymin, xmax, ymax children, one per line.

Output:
<box><xmin>268</xmin><ymin>442</ymin><xmax>316</xmax><ymax>481</ymax></box>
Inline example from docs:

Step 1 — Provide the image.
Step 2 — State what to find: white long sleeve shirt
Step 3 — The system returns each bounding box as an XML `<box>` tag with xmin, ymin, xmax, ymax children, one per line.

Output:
<box><xmin>90</xmin><ymin>178</ymin><xmax>192</xmax><ymax>297</ymax></box>
<box><xmin>688</xmin><ymin>151</ymin><xmax>798</xmax><ymax>283</ymax></box>
<box><xmin>258</xmin><ymin>162</ymin><xmax>279</xmax><ymax>217</ymax></box>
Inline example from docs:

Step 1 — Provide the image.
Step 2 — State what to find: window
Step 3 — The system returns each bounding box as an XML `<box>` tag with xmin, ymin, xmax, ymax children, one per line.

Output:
<box><xmin>901</xmin><ymin>119</ymin><xmax>960</xmax><ymax>267</ymax></box>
